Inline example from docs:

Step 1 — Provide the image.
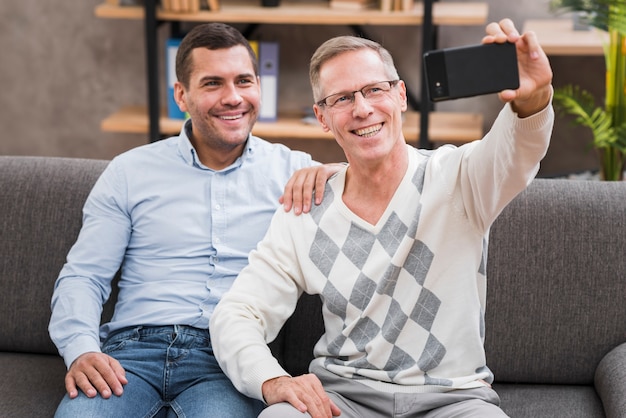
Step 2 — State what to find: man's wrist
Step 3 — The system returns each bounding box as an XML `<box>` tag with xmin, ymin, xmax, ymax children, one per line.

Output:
<box><xmin>512</xmin><ymin>85</ymin><xmax>553</xmax><ymax>118</ymax></box>
<box><xmin>261</xmin><ymin>375</ymin><xmax>291</xmax><ymax>404</ymax></box>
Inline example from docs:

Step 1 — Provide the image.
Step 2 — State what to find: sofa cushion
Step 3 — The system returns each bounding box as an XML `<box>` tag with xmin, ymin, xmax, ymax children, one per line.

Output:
<box><xmin>0</xmin><ymin>353</ymin><xmax>66</xmax><ymax>417</ymax></box>
<box><xmin>0</xmin><ymin>156</ymin><xmax>108</xmax><ymax>354</ymax></box>
<box><xmin>494</xmin><ymin>383</ymin><xmax>604</xmax><ymax>417</ymax></box>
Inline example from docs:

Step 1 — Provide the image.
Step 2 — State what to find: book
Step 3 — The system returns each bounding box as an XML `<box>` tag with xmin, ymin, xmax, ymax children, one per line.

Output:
<box><xmin>161</xmin><ymin>0</ymin><xmax>201</xmax><ymax>13</ymax></box>
<box><xmin>401</xmin><ymin>0</ymin><xmax>415</xmax><ymax>11</ymax></box>
<box><xmin>249</xmin><ymin>40</ymin><xmax>259</xmax><ymax>60</ymax></box>
<box><xmin>380</xmin><ymin>0</ymin><xmax>391</xmax><ymax>11</ymax></box>
<box><xmin>165</xmin><ymin>38</ymin><xmax>187</xmax><ymax>120</ymax></box>
<box><xmin>206</xmin><ymin>0</ymin><xmax>220</xmax><ymax>11</ymax></box>
<box><xmin>330</xmin><ymin>0</ymin><xmax>376</xmax><ymax>10</ymax></box>
<box><xmin>258</xmin><ymin>42</ymin><xmax>279</xmax><ymax>122</ymax></box>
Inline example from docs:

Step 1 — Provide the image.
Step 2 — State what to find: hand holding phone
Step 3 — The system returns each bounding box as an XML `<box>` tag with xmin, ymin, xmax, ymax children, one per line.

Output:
<box><xmin>423</xmin><ymin>42</ymin><xmax>519</xmax><ymax>102</ymax></box>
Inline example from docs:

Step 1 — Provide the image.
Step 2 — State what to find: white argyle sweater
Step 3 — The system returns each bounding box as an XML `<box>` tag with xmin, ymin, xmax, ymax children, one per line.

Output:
<box><xmin>211</xmin><ymin>103</ymin><xmax>553</xmax><ymax>401</ymax></box>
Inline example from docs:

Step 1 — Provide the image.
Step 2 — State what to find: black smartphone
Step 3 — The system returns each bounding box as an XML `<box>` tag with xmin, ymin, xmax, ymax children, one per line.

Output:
<box><xmin>423</xmin><ymin>42</ymin><xmax>519</xmax><ymax>102</ymax></box>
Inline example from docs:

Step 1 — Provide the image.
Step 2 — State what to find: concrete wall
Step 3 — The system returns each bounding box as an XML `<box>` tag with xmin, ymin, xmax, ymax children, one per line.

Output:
<box><xmin>0</xmin><ymin>0</ymin><xmax>602</xmax><ymax>176</ymax></box>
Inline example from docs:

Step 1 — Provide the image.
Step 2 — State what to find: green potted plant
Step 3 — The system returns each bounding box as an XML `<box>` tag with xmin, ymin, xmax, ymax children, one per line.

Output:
<box><xmin>550</xmin><ymin>0</ymin><xmax>626</xmax><ymax>180</ymax></box>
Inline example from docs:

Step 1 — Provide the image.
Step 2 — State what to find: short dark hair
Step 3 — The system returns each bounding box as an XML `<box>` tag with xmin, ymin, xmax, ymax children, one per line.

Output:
<box><xmin>176</xmin><ymin>23</ymin><xmax>258</xmax><ymax>88</ymax></box>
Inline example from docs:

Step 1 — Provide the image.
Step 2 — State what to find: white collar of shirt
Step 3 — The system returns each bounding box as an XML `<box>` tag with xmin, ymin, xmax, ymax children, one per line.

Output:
<box><xmin>176</xmin><ymin>119</ymin><xmax>255</xmax><ymax>173</ymax></box>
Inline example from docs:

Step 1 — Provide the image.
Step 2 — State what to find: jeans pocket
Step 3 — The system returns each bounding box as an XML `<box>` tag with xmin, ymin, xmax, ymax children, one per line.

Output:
<box><xmin>102</xmin><ymin>328</ymin><xmax>138</xmax><ymax>354</ymax></box>
<box><xmin>103</xmin><ymin>336</ymin><xmax>128</xmax><ymax>354</ymax></box>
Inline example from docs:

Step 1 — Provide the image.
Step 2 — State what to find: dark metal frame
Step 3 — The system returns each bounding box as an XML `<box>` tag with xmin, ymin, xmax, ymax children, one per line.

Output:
<box><xmin>142</xmin><ymin>0</ymin><xmax>439</xmax><ymax>146</ymax></box>
<box><xmin>419</xmin><ymin>0</ymin><xmax>437</xmax><ymax>148</ymax></box>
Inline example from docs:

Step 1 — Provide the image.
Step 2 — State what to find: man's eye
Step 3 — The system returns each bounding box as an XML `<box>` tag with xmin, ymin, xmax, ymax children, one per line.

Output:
<box><xmin>335</xmin><ymin>95</ymin><xmax>351</xmax><ymax>103</ymax></box>
<box><xmin>238</xmin><ymin>78</ymin><xmax>254</xmax><ymax>85</ymax></box>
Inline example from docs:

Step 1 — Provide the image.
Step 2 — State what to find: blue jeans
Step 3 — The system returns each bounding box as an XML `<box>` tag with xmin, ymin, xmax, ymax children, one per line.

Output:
<box><xmin>55</xmin><ymin>325</ymin><xmax>264</xmax><ymax>418</ymax></box>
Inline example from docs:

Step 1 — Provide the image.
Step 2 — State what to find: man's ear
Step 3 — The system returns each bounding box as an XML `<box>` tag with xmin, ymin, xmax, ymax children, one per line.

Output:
<box><xmin>398</xmin><ymin>80</ymin><xmax>408</xmax><ymax>112</ymax></box>
<box><xmin>313</xmin><ymin>105</ymin><xmax>330</xmax><ymax>132</ymax></box>
<box><xmin>174</xmin><ymin>81</ymin><xmax>187</xmax><ymax>113</ymax></box>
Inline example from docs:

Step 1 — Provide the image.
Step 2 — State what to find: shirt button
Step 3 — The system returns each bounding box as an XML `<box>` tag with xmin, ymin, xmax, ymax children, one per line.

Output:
<box><xmin>215</xmin><ymin>204</ymin><xmax>221</xmax><ymax>210</ymax></box>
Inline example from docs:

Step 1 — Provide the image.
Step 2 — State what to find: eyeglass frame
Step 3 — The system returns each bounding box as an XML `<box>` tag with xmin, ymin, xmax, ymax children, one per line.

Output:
<box><xmin>315</xmin><ymin>80</ymin><xmax>400</xmax><ymax>109</ymax></box>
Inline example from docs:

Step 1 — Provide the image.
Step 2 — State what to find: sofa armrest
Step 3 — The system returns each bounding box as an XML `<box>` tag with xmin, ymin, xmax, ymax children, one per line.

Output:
<box><xmin>595</xmin><ymin>342</ymin><xmax>626</xmax><ymax>418</ymax></box>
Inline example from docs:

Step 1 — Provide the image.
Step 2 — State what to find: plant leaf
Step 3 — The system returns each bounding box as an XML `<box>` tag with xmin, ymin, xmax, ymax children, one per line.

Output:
<box><xmin>550</xmin><ymin>0</ymin><xmax>626</xmax><ymax>35</ymax></box>
<box><xmin>553</xmin><ymin>85</ymin><xmax>620</xmax><ymax>148</ymax></box>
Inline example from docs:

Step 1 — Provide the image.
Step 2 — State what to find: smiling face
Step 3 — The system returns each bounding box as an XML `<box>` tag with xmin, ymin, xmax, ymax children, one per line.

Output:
<box><xmin>174</xmin><ymin>45</ymin><xmax>261</xmax><ymax>169</ymax></box>
<box><xmin>313</xmin><ymin>48</ymin><xmax>408</xmax><ymax>166</ymax></box>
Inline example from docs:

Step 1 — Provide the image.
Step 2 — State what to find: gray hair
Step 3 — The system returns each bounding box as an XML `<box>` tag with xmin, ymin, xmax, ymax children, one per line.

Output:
<box><xmin>309</xmin><ymin>36</ymin><xmax>399</xmax><ymax>102</ymax></box>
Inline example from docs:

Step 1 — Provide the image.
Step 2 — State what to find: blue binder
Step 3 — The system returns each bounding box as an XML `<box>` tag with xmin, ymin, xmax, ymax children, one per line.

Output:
<box><xmin>258</xmin><ymin>42</ymin><xmax>279</xmax><ymax>122</ymax></box>
<box><xmin>166</xmin><ymin>38</ymin><xmax>186</xmax><ymax>120</ymax></box>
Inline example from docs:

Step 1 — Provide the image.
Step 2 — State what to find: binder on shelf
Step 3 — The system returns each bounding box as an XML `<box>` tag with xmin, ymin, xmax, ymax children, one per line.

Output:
<box><xmin>206</xmin><ymin>0</ymin><xmax>221</xmax><ymax>11</ymax></box>
<box><xmin>249</xmin><ymin>40</ymin><xmax>259</xmax><ymax>60</ymax></box>
<box><xmin>330</xmin><ymin>0</ymin><xmax>376</xmax><ymax>10</ymax></box>
<box><xmin>165</xmin><ymin>38</ymin><xmax>187</xmax><ymax>120</ymax></box>
<box><xmin>162</xmin><ymin>0</ymin><xmax>201</xmax><ymax>12</ymax></box>
<box><xmin>258</xmin><ymin>42</ymin><xmax>279</xmax><ymax>122</ymax></box>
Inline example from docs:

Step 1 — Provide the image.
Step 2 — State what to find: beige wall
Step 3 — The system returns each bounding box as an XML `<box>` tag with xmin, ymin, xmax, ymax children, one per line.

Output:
<box><xmin>0</xmin><ymin>0</ymin><xmax>601</xmax><ymax>176</ymax></box>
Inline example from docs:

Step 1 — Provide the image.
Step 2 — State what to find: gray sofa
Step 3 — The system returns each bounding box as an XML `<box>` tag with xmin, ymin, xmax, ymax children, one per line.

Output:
<box><xmin>1</xmin><ymin>155</ymin><xmax>625</xmax><ymax>418</ymax></box>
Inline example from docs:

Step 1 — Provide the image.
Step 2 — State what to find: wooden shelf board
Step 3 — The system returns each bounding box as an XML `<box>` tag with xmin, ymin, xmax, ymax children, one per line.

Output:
<box><xmin>523</xmin><ymin>19</ymin><xmax>606</xmax><ymax>56</ymax></box>
<box><xmin>95</xmin><ymin>1</ymin><xmax>488</xmax><ymax>26</ymax></box>
<box><xmin>101</xmin><ymin>106</ymin><xmax>483</xmax><ymax>144</ymax></box>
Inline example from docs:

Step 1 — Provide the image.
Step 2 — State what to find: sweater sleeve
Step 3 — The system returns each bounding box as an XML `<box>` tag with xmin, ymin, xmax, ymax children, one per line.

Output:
<box><xmin>210</xmin><ymin>208</ymin><xmax>306</xmax><ymax>401</ymax></box>
<box><xmin>430</xmin><ymin>98</ymin><xmax>554</xmax><ymax>233</ymax></box>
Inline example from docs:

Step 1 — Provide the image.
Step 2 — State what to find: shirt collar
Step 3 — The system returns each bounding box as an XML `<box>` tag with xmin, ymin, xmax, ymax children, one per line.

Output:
<box><xmin>176</xmin><ymin>119</ymin><xmax>256</xmax><ymax>172</ymax></box>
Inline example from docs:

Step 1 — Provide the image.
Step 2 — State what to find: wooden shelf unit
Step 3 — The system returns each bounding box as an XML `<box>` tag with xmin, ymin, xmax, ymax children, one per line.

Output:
<box><xmin>95</xmin><ymin>1</ymin><xmax>488</xmax><ymax>26</ymax></box>
<box><xmin>523</xmin><ymin>19</ymin><xmax>606</xmax><ymax>56</ymax></box>
<box><xmin>101</xmin><ymin>107</ymin><xmax>483</xmax><ymax>144</ymax></box>
<box><xmin>95</xmin><ymin>1</ymin><xmax>488</xmax><ymax>145</ymax></box>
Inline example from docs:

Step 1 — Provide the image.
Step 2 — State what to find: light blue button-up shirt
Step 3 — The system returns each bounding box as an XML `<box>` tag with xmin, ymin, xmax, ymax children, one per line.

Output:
<box><xmin>49</xmin><ymin>121</ymin><xmax>314</xmax><ymax>367</ymax></box>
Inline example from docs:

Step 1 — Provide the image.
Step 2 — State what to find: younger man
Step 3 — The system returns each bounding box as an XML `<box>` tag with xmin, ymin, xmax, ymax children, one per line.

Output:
<box><xmin>50</xmin><ymin>22</ymin><xmax>339</xmax><ymax>417</ymax></box>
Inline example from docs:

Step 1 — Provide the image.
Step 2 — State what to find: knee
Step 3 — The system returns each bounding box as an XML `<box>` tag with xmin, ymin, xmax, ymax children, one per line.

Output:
<box><xmin>258</xmin><ymin>402</ymin><xmax>311</xmax><ymax>418</ymax></box>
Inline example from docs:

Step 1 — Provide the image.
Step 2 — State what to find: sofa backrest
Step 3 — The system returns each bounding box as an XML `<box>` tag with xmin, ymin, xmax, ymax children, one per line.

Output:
<box><xmin>275</xmin><ymin>179</ymin><xmax>626</xmax><ymax>385</ymax></box>
<box><xmin>2</xmin><ymin>156</ymin><xmax>624</xmax><ymax>387</ymax></box>
<box><xmin>0</xmin><ymin>156</ymin><xmax>109</xmax><ymax>355</ymax></box>
<box><xmin>485</xmin><ymin>178</ymin><xmax>626</xmax><ymax>385</ymax></box>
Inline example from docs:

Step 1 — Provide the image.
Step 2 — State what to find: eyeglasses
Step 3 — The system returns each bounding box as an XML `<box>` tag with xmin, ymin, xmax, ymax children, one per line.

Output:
<box><xmin>316</xmin><ymin>80</ymin><xmax>399</xmax><ymax>110</ymax></box>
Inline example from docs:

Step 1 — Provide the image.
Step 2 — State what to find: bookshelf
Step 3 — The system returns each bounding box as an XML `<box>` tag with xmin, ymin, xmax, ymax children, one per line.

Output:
<box><xmin>95</xmin><ymin>1</ymin><xmax>488</xmax><ymax>26</ymax></box>
<box><xmin>101</xmin><ymin>106</ymin><xmax>483</xmax><ymax>144</ymax></box>
<box><xmin>95</xmin><ymin>1</ymin><xmax>488</xmax><ymax>145</ymax></box>
<box><xmin>522</xmin><ymin>19</ymin><xmax>605</xmax><ymax>56</ymax></box>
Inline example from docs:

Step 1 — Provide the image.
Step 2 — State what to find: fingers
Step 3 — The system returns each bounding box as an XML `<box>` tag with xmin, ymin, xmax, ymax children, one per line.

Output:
<box><xmin>483</xmin><ymin>18</ymin><xmax>520</xmax><ymax>45</ymax></box>
<box><xmin>66</xmin><ymin>352</ymin><xmax>127</xmax><ymax>399</ymax></box>
<box><xmin>519</xmin><ymin>30</ymin><xmax>543</xmax><ymax>61</ymax></box>
<box><xmin>313</xmin><ymin>170</ymin><xmax>328</xmax><ymax>206</ymax></box>
<box><xmin>281</xmin><ymin>169</ymin><xmax>314</xmax><ymax>216</ymax></box>
<box><xmin>64</xmin><ymin>374</ymin><xmax>80</xmax><ymax>399</ymax></box>
<box><xmin>263</xmin><ymin>374</ymin><xmax>340</xmax><ymax>418</ymax></box>
<box><xmin>484</xmin><ymin>18</ymin><xmax>542</xmax><ymax>59</ymax></box>
<box><xmin>281</xmin><ymin>164</ymin><xmax>344</xmax><ymax>215</ymax></box>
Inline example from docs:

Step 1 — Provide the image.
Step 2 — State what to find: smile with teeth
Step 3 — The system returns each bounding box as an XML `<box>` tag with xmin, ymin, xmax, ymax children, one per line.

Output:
<box><xmin>219</xmin><ymin>114</ymin><xmax>244</xmax><ymax>120</ymax></box>
<box><xmin>353</xmin><ymin>123</ymin><xmax>382</xmax><ymax>137</ymax></box>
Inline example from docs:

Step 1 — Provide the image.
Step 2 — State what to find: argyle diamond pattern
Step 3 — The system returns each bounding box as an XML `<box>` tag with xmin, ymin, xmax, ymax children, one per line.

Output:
<box><xmin>308</xmin><ymin>161</ymin><xmax>447</xmax><ymax>383</ymax></box>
